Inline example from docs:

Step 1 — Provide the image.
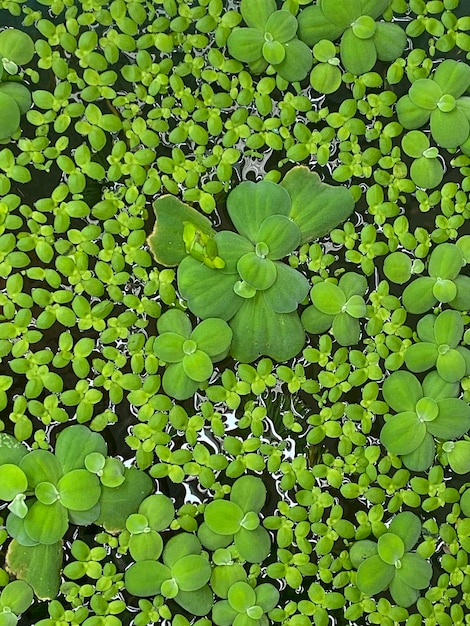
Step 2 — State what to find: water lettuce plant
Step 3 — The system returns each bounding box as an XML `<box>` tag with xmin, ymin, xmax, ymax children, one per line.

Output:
<box><xmin>301</xmin><ymin>272</ymin><xmax>367</xmax><ymax>346</ymax></box>
<box><xmin>402</xmin><ymin>242</ymin><xmax>470</xmax><ymax>313</ymax></box>
<box><xmin>297</xmin><ymin>0</ymin><xmax>407</xmax><ymax>76</ymax></box>
<box><xmin>396</xmin><ymin>59</ymin><xmax>470</xmax><ymax>150</ymax></box>
<box><xmin>226</xmin><ymin>0</ymin><xmax>313</xmax><ymax>82</ymax></box>
<box><xmin>212</xmin><ymin>580</ymin><xmax>279</xmax><ymax>626</ymax></box>
<box><xmin>0</xmin><ymin>28</ymin><xmax>34</xmax><ymax>140</ymax></box>
<box><xmin>403</xmin><ymin>310</ymin><xmax>470</xmax><ymax>383</ymax></box>
<box><xmin>0</xmin><ymin>580</ymin><xmax>33</xmax><ymax>626</ymax></box>
<box><xmin>149</xmin><ymin>167</ymin><xmax>354</xmax><ymax>362</ymax></box>
<box><xmin>351</xmin><ymin>512</ymin><xmax>432</xmax><ymax>607</ymax></box>
<box><xmin>153</xmin><ymin>309</ymin><xmax>232</xmax><ymax>400</ymax></box>
<box><xmin>380</xmin><ymin>370</ymin><xmax>470</xmax><ymax>471</ymax></box>
<box><xmin>198</xmin><ymin>475</ymin><xmax>271</xmax><ymax>563</ymax></box>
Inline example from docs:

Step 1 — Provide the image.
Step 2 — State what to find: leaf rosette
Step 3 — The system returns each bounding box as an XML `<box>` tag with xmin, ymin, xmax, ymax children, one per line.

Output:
<box><xmin>380</xmin><ymin>370</ymin><xmax>470</xmax><ymax>471</ymax></box>
<box><xmin>227</xmin><ymin>0</ymin><xmax>313</xmax><ymax>82</ymax></box>
<box><xmin>396</xmin><ymin>59</ymin><xmax>470</xmax><ymax>150</ymax></box>
<box><xmin>297</xmin><ymin>0</ymin><xmax>407</xmax><ymax>76</ymax></box>
<box><xmin>351</xmin><ymin>512</ymin><xmax>432</xmax><ymax>607</ymax></box>
<box><xmin>212</xmin><ymin>580</ymin><xmax>280</xmax><ymax>626</ymax></box>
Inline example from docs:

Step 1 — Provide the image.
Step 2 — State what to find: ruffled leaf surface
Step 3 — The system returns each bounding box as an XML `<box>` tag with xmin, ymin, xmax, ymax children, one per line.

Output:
<box><xmin>262</xmin><ymin>262</ymin><xmax>309</xmax><ymax>314</ymax></box>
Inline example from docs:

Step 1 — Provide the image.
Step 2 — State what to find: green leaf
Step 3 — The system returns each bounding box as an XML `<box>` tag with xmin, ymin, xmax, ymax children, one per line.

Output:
<box><xmin>24</xmin><ymin>501</ymin><xmax>68</xmax><ymax>544</ymax></box>
<box><xmin>178</xmin><ymin>256</ymin><xmax>241</xmax><ymax>321</ymax></box>
<box><xmin>183</xmin><ymin>350</ymin><xmax>213</xmax><ymax>382</ymax></box>
<box><xmin>241</xmin><ymin>0</ymin><xmax>276</xmax><ymax>31</ymax></box>
<box><xmin>380</xmin><ymin>412</ymin><xmax>426</xmax><ymax>455</ymax></box>
<box><xmin>162</xmin><ymin>362</ymin><xmax>200</xmax><ymax>400</ymax></box>
<box><xmin>401</xmin><ymin>432</ymin><xmax>435</xmax><ymax>472</ymax></box>
<box><xmin>190</xmin><ymin>319</ymin><xmax>232</xmax><ymax>359</ymax></box>
<box><xmin>148</xmin><ymin>196</ymin><xmax>214</xmax><ymax>267</ymax></box>
<box><xmin>432</xmin><ymin>59</ymin><xmax>470</xmax><ymax>98</ymax></box>
<box><xmin>436</xmin><ymin>350</ymin><xmax>467</xmax><ymax>383</ymax></box>
<box><xmin>20</xmin><ymin>451</ymin><xmax>61</xmax><ymax>487</ymax></box>
<box><xmin>433</xmin><ymin>309</ymin><xmax>463</xmax><ymax>347</ymax></box>
<box><xmin>255</xmin><ymin>583</ymin><xmax>280</xmax><ymax>612</ymax></box>
<box><xmin>263</xmin><ymin>262</ymin><xmax>309</xmax><ymax>314</ymax></box>
<box><xmin>398</xmin><ymin>553</ymin><xmax>432</xmax><ymax>590</ymax></box>
<box><xmin>228</xmin><ymin>581</ymin><xmax>256</xmax><ymax>612</ymax></box>
<box><xmin>404</xmin><ymin>343</ymin><xmax>438</xmax><ymax>373</ymax></box>
<box><xmin>408</xmin><ymin>79</ymin><xmax>442</xmax><ymax>110</ymax></box>
<box><xmin>340</xmin><ymin>29</ymin><xmax>376</xmax><ymax>75</ymax></box>
<box><xmin>309</xmin><ymin>63</ymin><xmax>342</xmax><ymax>94</ymax></box>
<box><xmin>311</xmin><ymin>282</ymin><xmax>345</xmax><ymax>315</ymax></box>
<box><xmin>373</xmin><ymin>22</ymin><xmax>407</xmax><ymax>61</ymax></box>
<box><xmin>281</xmin><ymin>167</ymin><xmax>354</xmax><ymax>243</ymax></box>
<box><xmin>410</xmin><ymin>156</ymin><xmax>443</xmax><ymax>189</ymax></box>
<box><xmin>321</xmin><ymin>0</ymin><xmax>361</xmax><ymax>28</ymax></box>
<box><xmin>227</xmin><ymin>28</ymin><xmax>264</xmax><ymax>63</ymax></box>
<box><xmin>377</xmin><ymin>533</ymin><xmax>404</xmax><ymax>565</ymax></box>
<box><xmin>0</xmin><ymin>465</ymin><xmax>27</xmax><ymax>501</ymax></box>
<box><xmin>256</xmin><ymin>215</ymin><xmax>301</xmax><ymax>260</ymax></box>
<box><xmin>402</xmin><ymin>277</ymin><xmax>437</xmax><ymax>313</ymax></box>
<box><xmin>235</xmin><ymin>525</ymin><xmax>272</xmax><ymax>563</ymax></box>
<box><xmin>230</xmin><ymin>475</ymin><xmax>266</xmax><ymax>514</ymax></box>
<box><xmin>0</xmin><ymin>580</ymin><xmax>33</xmax><ymax>615</ymax></box>
<box><xmin>388</xmin><ymin>575</ymin><xmax>419</xmax><ymax>608</ymax></box>
<box><xmin>163</xmin><ymin>533</ymin><xmax>203</xmax><ymax>568</ymax></box>
<box><xmin>0</xmin><ymin>29</ymin><xmax>34</xmax><ymax>64</ymax></box>
<box><xmin>175</xmin><ymin>585</ymin><xmax>214</xmax><ymax>617</ymax></box>
<box><xmin>96</xmin><ymin>467</ymin><xmax>153</xmax><ymax>533</ymax></box>
<box><xmin>205</xmin><ymin>500</ymin><xmax>243</xmax><ymax>535</ymax></box>
<box><xmin>0</xmin><ymin>83</ymin><xmax>31</xmax><ymax>115</ymax></box>
<box><xmin>229</xmin><ymin>293</ymin><xmax>305</xmax><ymax>362</ymax></box>
<box><xmin>332</xmin><ymin>312</ymin><xmax>361</xmax><ymax>346</ymax></box>
<box><xmin>382</xmin><ymin>371</ymin><xmax>423</xmax><ymax>412</ymax></box>
<box><xmin>396</xmin><ymin>95</ymin><xmax>432</xmax><ymax>130</ymax></box>
<box><xmin>154</xmin><ymin>333</ymin><xmax>186</xmax><ymax>363</ymax></box>
<box><xmin>446</xmin><ymin>441</ymin><xmax>470</xmax><ymax>474</ymax></box>
<box><xmin>451</xmin><ymin>275</ymin><xmax>470</xmax><ymax>310</ymax></box>
<box><xmin>157</xmin><ymin>309</ymin><xmax>192</xmax><ymax>337</ymax></box>
<box><xmin>54</xmin><ymin>425</ymin><xmax>107</xmax><ymax>473</ymax></box>
<box><xmin>172</xmin><ymin>554</ymin><xmax>211</xmax><ymax>591</ymax></box>
<box><xmin>227</xmin><ymin>181</ymin><xmax>291</xmax><ymax>244</ymax></box>
<box><xmin>265</xmin><ymin>10</ymin><xmax>297</xmax><ymax>42</ymax></box>
<box><xmin>273</xmin><ymin>38</ymin><xmax>313</xmax><ymax>82</ymax></box>
<box><xmin>213</xmin><ymin>600</ymin><xmax>239</xmax><ymax>626</ymax></box>
<box><xmin>356</xmin><ymin>555</ymin><xmax>394</xmax><ymax>595</ymax></box>
<box><xmin>57</xmin><ymin>469</ymin><xmax>101</xmax><ymax>511</ymax></box>
<box><xmin>297</xmin><ymin>5</ymin><xmax>344</xmax><ymax>46</ymax></box>
<box><xmin>0</xmin><ymin>93</ymin><xmax>20</xmax><ymax>140</ymax></box>
<box><xmin>129</xmin><ymin>530</ymin><xmax>163</xmax><ymax>562</ymax></box>
<box><xmin>389</xmin><ymin>512</ymin><xmax>422</xmax><ymax>552</ymax></box>
<box><xmin>431</xmin><ymin>107</ymin><xmax>469</xmax><ymax>148</ymax></box>
<box><xmin>124</xmin><ymin>560</ymin><xmax>171</xmax><ymax>597</ymax></box>
<box><xmin>6</xmin><ymin>540</ymin><xmax>62</xmax><ymax>600</ymax></box>
<box><xmin>428</xmin><ymin>243</ymin><xmax>463</xmax><ymax>280</ymax></box>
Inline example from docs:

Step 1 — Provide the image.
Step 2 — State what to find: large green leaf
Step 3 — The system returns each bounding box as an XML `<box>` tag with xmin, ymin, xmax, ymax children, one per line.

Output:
<box><xmin>24</xmin><ymin>501</ymin><xmax>68</xmax><ymax>544</ymax></box>
<box><xmin>229</xmin><ymin>294</ymin><xmax>305</xmax><ymax>362</ymax></box>
<box><xmin>396</xmin><ymin>95</ymin><xmax>432</xmax><ymax>130</ymax></box>
<box><xmin>382</xmin><ymin>371</ymin><xmax>422</xmax><ymax>412</ymax></box>
<box><xmin>57</xmin><ymin>469</ymin><xmax>101</xmax><ymax>511</ymax></box>
<box><xmin>265</xmin><ymin>10</ymin><xmax>297</xmax><ymax>42</ymax></box>
<box><xmin>396</xmin><ymin>552</ymin><xmax>432</xmax><ymax>589</ymax></box>
<box><xmin>227</xmin><ymin>181</ymin><xmax>291</xmax><ymax>243</ymax></box>
<box><xmin>431</xmin><ymin>107</ymin><xmax>469</xmax><ymax>148</ymax></box>
<box><xmin>361</xmin><ymin>0</ymin><xmax>392</xmax><ymax>19</ymax></box>
<box><xmin>433</xmin><ymin>309</ymin><xmax>463</xmax><ymax>347</ymax></box>
<box><xmin>301</xmin><ymin>305</ymin><xmax>333</xmax><ymax>334</ymax></box>
<box><xmin>297</xmin><ymin>5</ymin><xmax>343</xmax><ymax>46</ymax></box>
<box><xmin>235</xmin><ymin>525</ymin><xmax>272</xmax><ymax>563</ymax></box>
<box><xmin>163</xmin><ymin>533</ymin><xmax>203</xmax><ymax>568</ymax></box>
<box><xmin>422</xmin><ymin>370</ymin><xmax>459</xmax><ymax>401</ymax></box>
<box><xmin>0</xmin><ymin>580</ymin><xmax>33</xmax><ymax>614</ymax></box>
<box><xmin>436</xmin><ymin>350</ymin><xmax>467</xmax><ymax>383</ymax></box>
<box><xmin>410</xmin><ymin>155</ymin><xmax>443</xmax><ymax>190</ymax></box>
<box><xmin>178</xmin><ymin>255</ymin><xmax>241</xmax><ymax>320</ymax></box>
<box><xmin>227</xmin><ymin>28</ymin><xmax>264</xmax><ymax>63</ymax></box>
<box><xmin>273</xmin><ymin>38</ymin><xmax>313</xmax><ymax>82</ymax></box>
<box><xmin>451</xmin><ymin>275</ymin><xmax>470</xmax><ymax>310</ymax></box>
<box><xmin>401</xmin><ymin>432</ymin><xmax>435</xmax><ymax>472</ymax></box>
<box><xmin>408</xmin><ymin>79</ymin><xmax>442</xmax><ymax>110</ymax></box>
<box><xmin>162</xmin><ymin>362</ymin><xmax>200</xmax><ymax>400</ymax></box>
<box><xmin>0</xmin><ymin>29</ymin><xmax>34</xmax><ymax>64</ymax></box>
<box><xmin>6</xmin><ymin>540</ymin><xmax>62</xmax><ymax>600</ymax></box>
<box><xmin>389</xmin><ymin>512</ymin><xmax>422</xmax><ymax>552</ymax></box>
<box><xmin>428</xmin><ymin>243</ymin><xmax>463</xmax><ymax>279</ymax></box>
<box><xmin>20</xmin><ymin>451</ymin><xmax>61</xmax><ymax>488</ymax></box>
<box><xmin>263</xmin><ymin>262</ymin><xmax>309</xmax><ymax>314</ymax></box>
<box><xmin>255</xmin><ymin>583</ymin><xmax>280</xmax><ymax>612</ymax></box>
<box><xmin>157</xmin><ymin>308</ymin><xmax>192</xmax><ymax>337</ymax></box>
<box><xmin>0</xmin><ymin>465</ymin><xmax>27</xmax><ymax>501</ymax></box>
<box><xmin>148</xmin><ymin>196</ymin><xmax>214</xmax><ymax>267</ymax></box>
<box><xmin>311</xmin><ymin>282</ymin><xmax>345</xmax><ymax>315</ymax></box>
<box><xmin>182</xmin><ymin>350</ymin><xmax>213</xmax><ymax>382</ymax></box>
<box><xmin>213</xmin><ymin>599</ymin><xmax>239</xmax><ymax>626</ymax></box>
<box><xmin>404</xmin><ymin>343</ymin><xmax>438</xmax><ymax>373</ymax></box>
<box><xmin>0</xmin><ymin>82</ymin><xmax>31</xmax><ymax>115</ymax></box>
<box><xmin>172</xmin><ymin>554</ymin><xmax>211</xmax><ymax>591</ymax></box>
<box><xmin>198</xmin><ymin>522</ymin><xmax>234</xmax><ymax>551</ymax></box>
<box><xmin>388</xmin><ymin>575</ymin><xmax>419</xmax><ymax>608</ymax></box>
<box><xmin>230</xmin><ymin>475</ymin><xmax>266</xmax><ymax>514</ymax></box>
<box><xmin>332</xmin><ymin>312</ymin><xmax>361</xmax><ymax>346</ymax></box>
<box><xmin>237</xmin><ymin>252</ymin><xmax>277</xmax><ymax>291</ymax></box>
<box><xmin>240</xmin><ymin>0</ymin><xmax>276</xmax><ymax>31</ymax></box>
<box><xmin>433</xmin><ymin>59</ymin><xmax>470</xmax><ymax>97</ymax></box>
<box><xmin>124</xmin><ymin>560</ymin><xmax>171</xmax><ymax>597</ymax></box>
<box><xmin>139</xmin><ymin>494</ymin><xmax>175</xmax><ymax>531</ymax></box>
<box><xmin>205</xmin><ymin>500</ymin><xmax>244</xmax><ymax>535</ymax></box>
<box><xmin>154</xmin><ymin>333</ymin><xmax>186</xmax><ymax>363</ymax></box>
<box><xmin>340</xmin><ymin>29</ymin><xmax>376</xmax><ymax>75</ymax></box>
<box><xmin>54</xmin><ymin>425</ymin><xmax>107</xmax><ymax>473</ymax></box>
<box><xmin>228</xmin><ymin>581</ymin><xmax>256</xmax><ymax>612</ymax></box>
<box><xmin>96</xmin><ymin>467</ymin><xmax>153</xmax><ymax>532</ymax></box>
<box><xmin>321</xmin><ymin>0</ymin><xmax>361</xmax><ymax>28</ymax></box>
<box><xmin>0</xmin><ymin>434</ymin><xmax>27</xmax><ymax>466</ymax></box>
<box><xmin>356</xmin><ymin>555</ymin><xmax>394</xmax><ymax>595</ymax></box>
<box><xmin>429</xmin><ymin>398</ymin><xmax>470</xmax><ymax>440</ymax></box>
<box><xmin>281</xmin><ymin>167</ymin><xmax>354</xmax><ymax>243</ymax></box>
<box><xmin>380</xmin><ymin>412</ymin><xmax>426</xmax><ymax>456</ymax></box>
<box><xmin>215</xmin><ymin>231</ymin><xmax>253</xmax><ymax>275</ymax></box>
<box><xmin>447</xmin><ymin>440</ymin><xmax>470</xmax><ymax>474</ymax></box>
<box><xmin>402</xmin><ymin>277</ymin><xmax>437</xmax><ymax>313</ymax></box>
<box><xmin>176</xmin><ymin>585</ymin><xmax>214</xmax><ymax>616</ymax></box>
<box><xmin>339</xmin><ymin>272</ymin><xmax>368</xmax><ymax>298</ymax></box>
<box><xmin>256</xmin><ymin>215</ymin><xmax>300</xmax><ymax>260</ymax></box>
